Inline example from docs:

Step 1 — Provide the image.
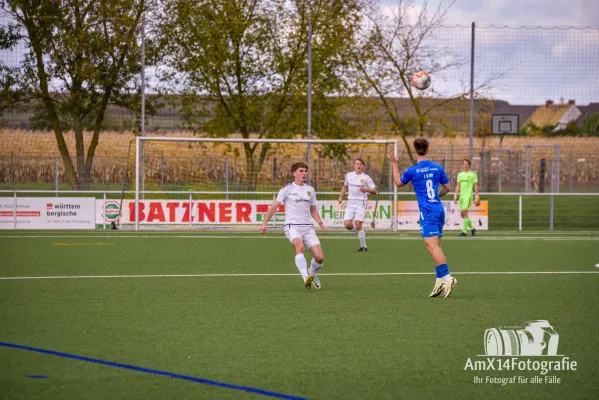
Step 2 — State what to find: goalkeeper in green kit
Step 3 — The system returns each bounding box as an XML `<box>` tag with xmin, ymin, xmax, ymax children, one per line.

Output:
<box><xmin>454</xmin><ymin>159</ymin><xmax>480</xmax><ymax>236</ymax></box>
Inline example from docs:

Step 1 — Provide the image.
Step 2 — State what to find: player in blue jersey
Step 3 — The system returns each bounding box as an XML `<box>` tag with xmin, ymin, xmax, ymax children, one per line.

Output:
<box><xmin>388</xmin><ymin>138</ymin><xmax>457</xmax><ymax>298</ymax></box>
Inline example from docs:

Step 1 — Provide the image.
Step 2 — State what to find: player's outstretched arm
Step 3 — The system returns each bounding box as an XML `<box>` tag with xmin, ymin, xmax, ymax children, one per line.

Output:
<box><xmin>359</xmin><ymin>187</ymin><xmax>377</xmax><ymax>194</ymax></box>
<box><xmin>310</xmin><ymin>205</ymin><xmax>326</xmax><ymax>231</ymax></box>
<box><xmin>453</xmin><ymin>182</ymin><xmax>460</xmax><ymax>204</ymax></box>
<box><xmin>260</xmin><ymin>200</ymin><xmax>281</xmax><ymax>234</ymax></box>
<box><xmin>439</xmin><ymin>183</ymin><xmax>451</xmax><ymax>197</ymax></box>
<box><xmin>387</xmin><ymin>150</ymin><xmax>406</xmax><ymax>187</ymax></box>
<box><xmin>338</xmin><ymin>184</ymin><xmax>348</xmax><ymax>204</ymax></box>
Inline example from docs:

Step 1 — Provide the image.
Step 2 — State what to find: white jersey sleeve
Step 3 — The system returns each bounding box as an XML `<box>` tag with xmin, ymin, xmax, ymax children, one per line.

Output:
<box><xmin>311</xmin><ymin>189</ymin><xmax>317</xmax><ymax>206</ymax></box>
<box><xmin>276</xmin><ymin>186</ymin><xmax>288</xmax><ymax>203</ymax></box>
<box><xmin>366</xmin><ymin>175</ymin><xmax>376</xmax><ymax>190</ymax></box>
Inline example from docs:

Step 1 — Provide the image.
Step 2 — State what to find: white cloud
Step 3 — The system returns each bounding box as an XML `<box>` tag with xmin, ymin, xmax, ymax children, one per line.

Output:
<box><xmin>378</xmin><ymin>0</ymin><xmax>599</xmax><ymax>26</ymax></box>
<box><xmin>419</xmin><ymin>0</ymin><xmax>599</xmax><ymax>26</ymax></box>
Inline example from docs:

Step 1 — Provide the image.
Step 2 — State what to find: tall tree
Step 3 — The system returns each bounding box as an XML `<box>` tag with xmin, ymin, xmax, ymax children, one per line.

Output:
<box><xmin>0</xmin><ymin>0</ymin><xmax>147</xmax><ymax>188</ymax></box>
<box><xmin>0</xmin><ymin>16</ymin><xmax>31</xmax><ymax>126</ymax></box>
<box><xmin>157</xmin><ymin>0</ymin><xmax>368</xmax><ymax>189</ymax></box>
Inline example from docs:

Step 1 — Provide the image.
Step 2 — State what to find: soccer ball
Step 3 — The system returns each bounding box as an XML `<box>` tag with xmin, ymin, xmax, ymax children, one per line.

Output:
<box><xmin>412</xmin><ymin>71</ymin><xmax>431</xmax><ymax>90</ymax></box>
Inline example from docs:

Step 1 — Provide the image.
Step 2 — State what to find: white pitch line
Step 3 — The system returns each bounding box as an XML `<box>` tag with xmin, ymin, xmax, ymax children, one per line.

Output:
<box><xmin>1</xmin><ymin>235</ymin><xmax>599</xmax><ymax>241</ymax></box>
<box><xmin>1</xmin><ymin>271</ymin><xmax>598</xmax><ymax>280</ymax></box>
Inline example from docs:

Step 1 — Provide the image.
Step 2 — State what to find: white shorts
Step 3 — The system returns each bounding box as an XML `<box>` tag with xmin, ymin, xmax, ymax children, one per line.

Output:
<box><xmin>284</xmin><ymin>225</ymin><xmax>321</xmax><ymax>249</ymax></box>
<box><xmin>344</xmin><ymin>200</ymin><xmax>367</xmax><ymax>222</ymax></box>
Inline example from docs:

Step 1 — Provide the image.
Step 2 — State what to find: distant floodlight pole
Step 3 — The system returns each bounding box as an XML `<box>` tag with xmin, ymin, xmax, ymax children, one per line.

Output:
<box><xmin>135</xmin><ymin>137</ymin><xmax>140</xmax><ymax>229</ymax></box>
<box><xmin>140</xmin><ymin>14</ymin><xmax>146</xmax><ymax>199</ymax></box>
<box><xmin>307</xmin><ymin>19</ymin><xmax>313</xmax><ymax>184</ymax></box>
<box><xmin>468</xmin><ymin>22</ymin><xmax>475</xmax><ymax>160</ymax></box>
<box><xmin>393</xmin><ymin>140</ymin><xmax>398</xmax><ymax>231</ymax></box>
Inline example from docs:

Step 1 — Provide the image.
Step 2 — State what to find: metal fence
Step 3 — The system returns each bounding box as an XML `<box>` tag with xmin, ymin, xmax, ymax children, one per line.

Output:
<box><xmin>2</xmin><ymin>149</ymin><xmax>598</xmax><ymax>194</ymax></box>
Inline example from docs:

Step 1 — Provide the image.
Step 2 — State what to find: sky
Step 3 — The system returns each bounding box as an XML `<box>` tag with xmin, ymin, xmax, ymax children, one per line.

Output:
<box><xmin>438</xmin><ymin>0</ymin><xmax>599</xmax><ymax>27</ymax></box>
<box><xmin>380</xmin><ymin>0</ymin><xmax>599</xmax><ymax>105</ymax></box>
<box><xmin>2</xmin><ymin>1</ymin><xmax>598</xmax><ymax>106</ymax></box>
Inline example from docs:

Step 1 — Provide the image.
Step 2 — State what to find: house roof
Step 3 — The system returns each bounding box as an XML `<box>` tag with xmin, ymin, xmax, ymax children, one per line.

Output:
<box><xmin>525</xmin><ymin>104</ymin><xmax>573</xmax><ymax>128</ymax></box>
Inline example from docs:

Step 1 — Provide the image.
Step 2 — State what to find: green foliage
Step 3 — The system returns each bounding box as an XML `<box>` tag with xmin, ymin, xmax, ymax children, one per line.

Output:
<box><xmin>519</xmin><ymin>121</ymin><xmax>557</xmax><ymax>137</ymax></box>
<box><xmin>581</xmin><ymin>113</ymin><xmax>599</xmax><ymax>137</ymax></box>
<box><xmin>551</xmin><ymin>122</ymin><xmax>582</xmax><ymax>137</ymax></box>
<box><xmin>520</xmin><ymin>121</ymin><xmax>584</xmax><ymax>137</ymax></box>
<box><xmin>156</xmin><ymin>0</ymin><xmax>367</xmax><ymax>187</ymax></box>
<box><xmin>1</xmin><ymin>0</ymin><xmax>148</xmax><ymax>188</ymax></box>
<box><xmin>0</xmin><ymin>20</ymin><xmax>27</xmax><ymax>123</ymax></box>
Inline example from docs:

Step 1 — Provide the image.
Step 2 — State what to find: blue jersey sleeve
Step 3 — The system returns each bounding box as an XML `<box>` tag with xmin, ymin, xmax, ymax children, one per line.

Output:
<box><xmin>400</xmin><ymin>167</ymin><xmax>414</xmax><ymax>185</ymax></box>
<box><xmin>440</xmin><ymin>168</ymin><xmax>449</xmax><ymax>185</ymax></box>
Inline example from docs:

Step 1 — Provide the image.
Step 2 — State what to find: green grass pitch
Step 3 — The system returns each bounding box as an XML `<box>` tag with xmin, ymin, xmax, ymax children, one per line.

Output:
<box><xmin>1</xmin><ymin>230</ymin><xmax>598</xmax><ymax>399</ymax></box>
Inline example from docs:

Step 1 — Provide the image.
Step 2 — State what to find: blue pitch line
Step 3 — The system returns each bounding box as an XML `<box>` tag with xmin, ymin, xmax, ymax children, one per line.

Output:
<box><xmin>0</xmin><ymin>342</ymin><xmax>307</xmax><ymax>400</ymax></box>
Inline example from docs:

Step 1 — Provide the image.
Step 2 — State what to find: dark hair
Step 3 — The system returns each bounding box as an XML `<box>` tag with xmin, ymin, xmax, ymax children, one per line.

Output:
<box><xmin>291</xmin><ymin>162</ymin><xmax>309</xmax><ymax>173</ymax></box>
<box><xmin>355</xmin><ymin>158</ymin><xmax>365</xmax><ymax>165</ymax></box>
<box><xmin>413</xmin><ymin>138</ymin><xmax>430</xmax><ymax>156</ymax></box>
<box><xmin>463</xmin><ymin>158</ymin><xmax>472</xmax><ymax>167</ymax></box>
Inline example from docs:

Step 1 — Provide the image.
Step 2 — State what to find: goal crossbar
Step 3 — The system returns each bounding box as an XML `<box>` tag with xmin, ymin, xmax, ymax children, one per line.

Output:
<box><xmin>134</xmin><ymin>137</ymin><xmax>399</xmax><ymax>231</ymax></box>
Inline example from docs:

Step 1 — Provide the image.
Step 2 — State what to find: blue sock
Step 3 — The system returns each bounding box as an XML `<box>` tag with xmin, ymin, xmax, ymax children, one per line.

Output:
<box><xmin>435</xmin><ymin>264</ymin><xmax>450</xmax><ymax>279</ymax></box>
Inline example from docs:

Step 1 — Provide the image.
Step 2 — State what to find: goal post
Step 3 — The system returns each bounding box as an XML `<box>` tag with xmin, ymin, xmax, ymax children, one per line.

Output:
<box><xmin>133</xmin><ymin>137</ymin><xmax>399</xmax><ymax>231</ymax></box>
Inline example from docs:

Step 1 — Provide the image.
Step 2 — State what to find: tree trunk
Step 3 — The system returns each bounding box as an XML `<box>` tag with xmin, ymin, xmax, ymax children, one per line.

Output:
<box><xmin>60</xmin><ymin>153</ymin><xmax>79</xmax><ymax>189</ymax></box>
<box><xmin>243</xmin><ymin>142</ymin><xmax>272</xmax><ymax>191</ymax></box>
<box><xmin>245</xmin><ymin>152</ymin><xmax>257</xmax><ymax>191</ymax></box>
<box><xmin>72</xmin><ymin>112</ymin><xmax>88</xmax><ymax>190</ymax></box>
<box><xmin>242</xmin><ymin>138</ymin><xmax>256</xmax><ymax>191</ymax></box>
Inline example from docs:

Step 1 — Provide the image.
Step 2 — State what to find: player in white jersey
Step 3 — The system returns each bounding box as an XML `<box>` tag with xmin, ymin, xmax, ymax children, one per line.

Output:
<box><xmin>260</xmin><ymin>162</ymin><xmax>326</xmax><ymax>289</ymax></box>
<box><xmin>338</xmin><ymin>158</ymin><xmax>376</xmax><ymax>252</ymax></box>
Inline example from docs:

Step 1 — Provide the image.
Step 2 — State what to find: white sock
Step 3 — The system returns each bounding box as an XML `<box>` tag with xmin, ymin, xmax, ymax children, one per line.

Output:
<box><xmin>357</xmin><ymin>229</ymin><xmax>366</xmax><ymax>248</ymax></box>
<box><xmin>351</xmin><ymin>225</ymin><xmax>357</xmax><ymax>233</ymax></box>
<box><xmin>295</xmin><ymin>254</ymin><xmax>308</xmax><ymax>280</ymax></box>
<box><xmin>309</xmin><ymin>258</ymin><xmax>323</xmax><ymax>275</ymax></box>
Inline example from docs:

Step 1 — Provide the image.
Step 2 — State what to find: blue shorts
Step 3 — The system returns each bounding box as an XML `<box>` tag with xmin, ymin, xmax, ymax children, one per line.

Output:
<box><xmin>420</xmin><ymin>208</ymin><xmax>445</xmax><ymax>238</ymax></box>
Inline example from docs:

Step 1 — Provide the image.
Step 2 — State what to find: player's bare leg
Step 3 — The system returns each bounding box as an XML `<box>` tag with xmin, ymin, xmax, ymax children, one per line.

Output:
<box><xmin>424</xmin><ymin>237</ymin><xmax>457</xmax><ymax>298</ymax></box>
<box><xmin>292</xmin><ymin>238</ymin><xmax>313</xmax><ymax>288</ymax></box>
<box><xmin>345</xmin><ymin>219</ymin><xmax>366</xmax><ymax>251</ymax></box>
<box><xmin>355</xmin><ymin>220</ymin><xmax>367</xmax><ymax>252</ymax></box>
<box><xmin>344</xmin><ymin>220</ymin><xmax>356</xmax><ymax>232</ymax></box>
<box><xmin>307</xmin><ymin>244</ymin><xmax>324</xmax><ymax>289</ymax></box>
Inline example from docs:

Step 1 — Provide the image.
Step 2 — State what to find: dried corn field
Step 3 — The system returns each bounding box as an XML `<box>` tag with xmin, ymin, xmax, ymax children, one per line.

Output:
<box><xmin>2</xmin><ymin>129</ymin><xmax>599</xmax><ymax>192</ymax></box>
